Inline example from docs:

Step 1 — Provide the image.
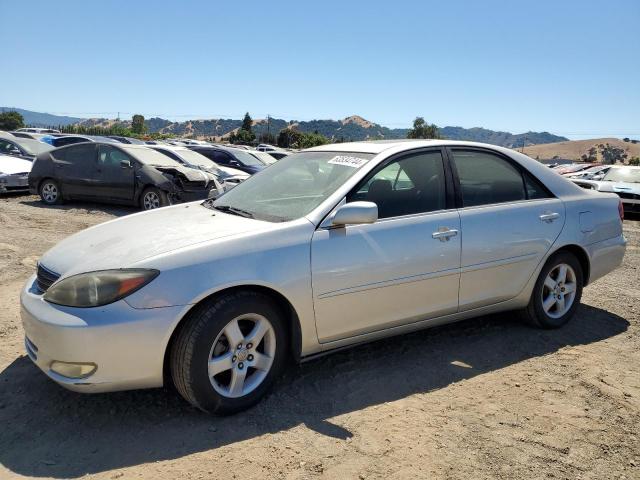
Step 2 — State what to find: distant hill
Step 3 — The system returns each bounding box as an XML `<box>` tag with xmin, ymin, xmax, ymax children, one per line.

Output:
<box><xmin>0</xmin><ymin>107</ymin><xmax>82</xmax><ymax>127</ymax></box>
<box><xmin>77</xmin><ymin>114</ymin><xmax>567</xmax><ymax>147</ymax></box>
<box><xmin>440</xmin><ymin>126</ymin><xmax>566</xmax><ymax>148</ymax></box>
<box><xmin>5</xmin><ymin>107</ymin><xmax>570</xmax><ymax>147</ymax></box>
<box><xmin>520</xmin><ymin>138</ymin><xmax>640</xmax><ymax>162</ymax></box>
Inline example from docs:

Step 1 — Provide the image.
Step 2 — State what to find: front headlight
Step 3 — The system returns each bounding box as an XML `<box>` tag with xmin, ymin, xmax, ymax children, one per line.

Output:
<box><xmin>43</xmin><ymin>269</ymin><xmax>159</xmax><ymax>307</ymax></box>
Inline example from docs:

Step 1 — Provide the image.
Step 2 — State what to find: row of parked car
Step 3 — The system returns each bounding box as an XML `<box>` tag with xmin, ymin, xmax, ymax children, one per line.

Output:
<box><xmin>545</xmin><ymin>161</ymin><xmax>639</xmax><ymax>215</ymax></box>
<box><xmin>0</xmin><ymin>130</ymin><xmax>291</xmax><ymax>210</ymax></box>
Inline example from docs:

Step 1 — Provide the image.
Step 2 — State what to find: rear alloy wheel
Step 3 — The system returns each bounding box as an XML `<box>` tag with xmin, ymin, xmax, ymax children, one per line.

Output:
<box><xmin>39</xmin><ymin>179</ymin><xmax>62</xmax><ymax>205</ymax></box>
<box><xmin>170</xmin><ymin>291</ymin><xmax>287</xmax><ymax>414</ymax></box>
<box><xmin>141</xmin><ymin>187</ymin><xmax>169</xmax><ymax>210</ymax></box>
<box><xmin>521</xmin><ymin>252</ymin><xmax>584</xmax><ymax>328</ymax></box>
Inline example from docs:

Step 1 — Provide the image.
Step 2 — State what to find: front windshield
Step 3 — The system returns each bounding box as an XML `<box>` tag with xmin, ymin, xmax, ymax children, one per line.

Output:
<box><xmin>249</xmin><ymin>151</ymin><xmax>277</xmax><ymax>165</ymax></box>
<box><xmin>122</xmin><ymin>146</ymin><xmax>183</xmax><ymax>167</ymax></box>
<box><xmin>603</xmin><ymin>167</ymin><xmax>640</xmax><ymax>183</ymax></box>
<box><xmin>176</xmin><ymin>149</ymin><xmax>221</xmax><ymax>171</ymax></box>
<box><xmin>210</xmin><ymin>151</ymin><xmax>375</xmax><ymax>222</ymax></box>
<box><xmin>226</xmin><ymin>149</ymin><xmax>266</xmax><ymax>166</ymax></box>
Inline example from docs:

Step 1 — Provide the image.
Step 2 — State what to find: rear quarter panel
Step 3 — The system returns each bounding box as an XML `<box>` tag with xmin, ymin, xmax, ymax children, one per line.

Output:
<box><xmin>552</xmin><ymin>190</ymin><xmax>624</xmax><ymax>283</ymax></box>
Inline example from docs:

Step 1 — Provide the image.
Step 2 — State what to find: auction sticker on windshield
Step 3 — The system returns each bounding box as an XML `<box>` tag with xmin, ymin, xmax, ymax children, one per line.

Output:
<box><xmin>328</xmin><ymin>155</ymin><xmax>370</xmax><ymax>168</ymax></box>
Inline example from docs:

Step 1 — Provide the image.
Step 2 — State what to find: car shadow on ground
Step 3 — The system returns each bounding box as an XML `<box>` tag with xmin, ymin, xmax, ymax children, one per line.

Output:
<box><xmin>19</xmin><ymin>198</ymin><xmax>137</xmax><ymax>217</ymax></box>
<box><xmin>0</xmin><ymin>304</ymin><xmax>628</xmax><ymax>478</ymax></box>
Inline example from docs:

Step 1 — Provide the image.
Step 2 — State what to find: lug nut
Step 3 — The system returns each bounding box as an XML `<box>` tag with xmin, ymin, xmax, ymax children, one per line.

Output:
<box><xmin>238</xmin><ymin>362</ymin><xmax>244</xmax><ymax>369</ymax></box>
<box><xmin>232</xmin><ymin>355</ymin><xmax>237</xmax><ymax>362</ymax></box>
<box><xmin>248</xmin><ymin>354</ymin><xmax>254</xmax><ymax>361</ymax></box>
<box><xmin>247</xmin><ymin>343</ymin><xmax>253</xmax><ymax>349</ymax></box>
<box><xmin>237</xmin><ymin>343</ymin><xmax>242</xmax><ymax>350</ymax></box>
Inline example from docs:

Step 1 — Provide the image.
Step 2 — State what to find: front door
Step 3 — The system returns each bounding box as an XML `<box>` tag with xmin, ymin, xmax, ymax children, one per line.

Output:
<box><xmin>311</xmin><ymin>149</ymin><xmax>461</xmax><ymax>343</ymax></box>
<box><xmin>449</xmin><ymin>148</ymin><xmax>565</xmax><ymax>310</ymax></box>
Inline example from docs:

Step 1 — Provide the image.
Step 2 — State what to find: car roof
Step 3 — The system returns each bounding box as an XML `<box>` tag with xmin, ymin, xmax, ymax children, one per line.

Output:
<box><xmin>305</xmin><ymin>139</ymin><xmax>522</xmax><ymax>154</ymax></box>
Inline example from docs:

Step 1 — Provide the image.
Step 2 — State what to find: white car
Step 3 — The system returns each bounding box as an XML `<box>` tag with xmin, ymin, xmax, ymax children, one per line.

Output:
<box><xmin>572</xmin><ymin>165</ymin><xmax>640</xmax><ymax>215</ymax></box>
<box><xmin>21</xmin><ymin>140</ymin><xmax>626</xmax><ymax>414</ymax></box>
<box><xmin>148</xmin><ymin>145</ymin><xmax>250</xmax><ymax>189</ymax></box>
<box><xmin>564</xmin><ymin>165</ymin><xmax>611</xmax><ymax>180</ymax></box>
<box><xmin>0</xmin><ymin>153</ymin><xmax>33</xmax><ymax>193</ymax></box>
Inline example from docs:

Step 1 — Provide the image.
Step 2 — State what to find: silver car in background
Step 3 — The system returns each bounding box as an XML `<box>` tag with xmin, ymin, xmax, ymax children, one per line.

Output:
<box><xmin>21</xmin><ymin>140</ymin><xmax>626</xmax><ymax>414</ymax></box>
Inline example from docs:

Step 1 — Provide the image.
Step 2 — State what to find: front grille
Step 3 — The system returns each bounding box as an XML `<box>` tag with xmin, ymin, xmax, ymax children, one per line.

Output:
<box><xmin>616</xmin><ymin>192</ymin><xmax>640</xmax><ymax>200</ymax></box>
<box><xmin>36</xmin><ymin>263</ymin><xmax>60</xmax><ymax>293</ymax></box>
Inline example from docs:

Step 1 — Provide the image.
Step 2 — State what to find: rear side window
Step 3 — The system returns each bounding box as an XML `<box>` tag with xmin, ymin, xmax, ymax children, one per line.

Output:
<box><xmin>451</xmin><ymin>150</ymin><xmax>549</xmax><ymax>207</ymax></box>
<box><xmin>52</xmin><ymin>144</ymin><xmax>96</xmax><ymax>166</ymax></box>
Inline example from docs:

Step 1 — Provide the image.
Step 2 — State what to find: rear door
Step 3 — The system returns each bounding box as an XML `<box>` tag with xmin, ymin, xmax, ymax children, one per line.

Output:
<box><xmin>95</xmin><ymin>145</ymin><xmax>136</xmax><ymax>201</ymax></box>
<box><xmin>449</xmin><ymin>148</ymin><xmax>565</xmax><ymax>310</ymax></box>
<box><xmin>51</xmin><ymin>143</ymin><xmax>97</xmax><ymax>198</ymax></box>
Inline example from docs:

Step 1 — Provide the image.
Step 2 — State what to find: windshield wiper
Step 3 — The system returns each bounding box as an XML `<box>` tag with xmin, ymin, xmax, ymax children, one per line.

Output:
<box><xmin>212</xmin><ymin>204</ymin><xmax>255</xmax><ymax>218</ymax></box>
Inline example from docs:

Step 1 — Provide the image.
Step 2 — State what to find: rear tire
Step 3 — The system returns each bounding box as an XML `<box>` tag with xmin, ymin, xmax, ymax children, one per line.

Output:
<box><xmin>39</xmin><ymin>179</ymin><xmax>63</xmax><ymax>205</ymax></box>
<box><xmin>521</xmin><ymin>251</ymin><xmax>584</xmax><ymax>328</ymax></box>
<box><xmin>140</xmin><ymin>187</ymin><xmax>169</xmax><ymax>210</ymax></box>
<box><xmin>170</xmin><ymin>291</ymin><xmax>288</xmax><ymax>414</ymax></box>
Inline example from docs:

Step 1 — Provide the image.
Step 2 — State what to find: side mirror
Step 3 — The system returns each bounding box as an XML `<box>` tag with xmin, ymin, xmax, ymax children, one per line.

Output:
<box><xmin>331</xmin><ymin>201</ymin><xmax>378</xmax><ymax>226</ymax></box>
<box><xmin>120</xmin><ymin>160</ymin><xmax>132</xmax><ymax>168</ymax></box>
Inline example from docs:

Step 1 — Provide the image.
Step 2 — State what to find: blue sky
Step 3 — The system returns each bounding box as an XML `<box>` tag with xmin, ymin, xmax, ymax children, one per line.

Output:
<box><xmin>1</xmin><ymin>0</ymin><xmax>638</xmax><ymax>139</ymax></box>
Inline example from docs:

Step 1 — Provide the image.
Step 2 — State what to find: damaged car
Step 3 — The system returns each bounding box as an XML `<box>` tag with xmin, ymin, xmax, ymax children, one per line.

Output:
<box><xmin>29</xmin><ymin>142</ymin><xmax>222</xmax><ymax>210</ymax></box>
<box><xmin>0</xmin><ymin>153</ymin><xmax>32</xmax><ymax>194</ymax></box>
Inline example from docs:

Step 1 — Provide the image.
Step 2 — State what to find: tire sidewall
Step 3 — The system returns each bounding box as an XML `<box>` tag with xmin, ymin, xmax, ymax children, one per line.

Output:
<box><xmin>185</xmin><ymin>295</ymin><xmax>287</xmax><ymax>414</ymax></box>
<box><xmin>532</xmin><ymin>252</ymin><xmax>584</xmax><ymax>328</ymax></box>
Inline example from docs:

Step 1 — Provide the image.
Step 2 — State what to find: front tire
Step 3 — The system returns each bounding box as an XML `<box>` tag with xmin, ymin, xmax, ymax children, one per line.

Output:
<box><xmin>170</xmin><ymin>291</ymin><xmax>288</xmax><ymax>414</ymax></box>
<box><xmin>39</xmin><ymin>179</ymin><xmax>63</xmax><ymax>205</ymax></box>
<box><xmin>521</xmin><ymin>251</ymin><xmax>584</xmax><ymax>328</ymax></box>
<box><xmin>140</xmin><ymin>187</ymin><xmax>169</xmax><ymax>210</ymax></box>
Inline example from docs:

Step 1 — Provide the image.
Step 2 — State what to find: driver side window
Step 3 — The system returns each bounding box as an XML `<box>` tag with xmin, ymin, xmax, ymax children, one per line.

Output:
<box><xmin>0</xmin><ymin>140</ymin><xmax>23</xmax><ymax>156</ymax></box>
<box><xmin>347</xmin><ymin>150</ymin><xmax>446</xmax><ymax>219</ymax></box>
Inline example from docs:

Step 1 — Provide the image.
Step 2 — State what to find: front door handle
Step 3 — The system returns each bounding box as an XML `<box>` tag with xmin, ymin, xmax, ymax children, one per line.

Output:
<box><xmin>432</xmin><ymin>228</ymin><xmax>459</xmax><ymax>242</ymax></box>
<box><xmin>539</xmin><ymin>212</ymin><xmax>560</xmax><ymax>223</ymax></box>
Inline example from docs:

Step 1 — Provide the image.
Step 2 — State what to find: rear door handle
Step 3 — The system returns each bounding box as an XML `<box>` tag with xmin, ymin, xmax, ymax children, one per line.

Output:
<box><xmin>539</xmin><ymin>212</ymin><xmax>560</xmax><ymax>223</ymax></box>
<box><xmin>432</xmin><ymin>228</ymin><xmax>459</xmax><ymax>242</ymax></box>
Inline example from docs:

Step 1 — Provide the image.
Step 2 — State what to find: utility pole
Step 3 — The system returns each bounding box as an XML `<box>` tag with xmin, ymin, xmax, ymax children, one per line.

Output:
<box><xmin>267</xmin><ymin>114</ymin><xmax>271</xmax><ymax>142</ymax></box>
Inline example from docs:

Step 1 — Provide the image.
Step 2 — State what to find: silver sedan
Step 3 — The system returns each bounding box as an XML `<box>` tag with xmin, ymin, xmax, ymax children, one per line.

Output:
<box><xmin>21</xmin><ymin>140</ymin><xmax>626</xmax><ymax>414</ymax></box>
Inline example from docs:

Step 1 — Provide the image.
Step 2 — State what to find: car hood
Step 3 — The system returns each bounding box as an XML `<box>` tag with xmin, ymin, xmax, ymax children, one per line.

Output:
<box><xmin>39</xmin><ymin>203</ymin><xmax>268</xmax><ymax>277</ymax></box>
<box><xmin>600</xmin><ymin>181</ymin><xmax>640</xmax><ymax>194</ymax></box>
<box><xmin>0</xmin><ymin>155</ymin><xmax>32</xmax><ymax>174</ymax></box>
<box><xmin>218</xmin><ymin>165</ymin><xmax>250</xmax><ymax>178</ymax></box>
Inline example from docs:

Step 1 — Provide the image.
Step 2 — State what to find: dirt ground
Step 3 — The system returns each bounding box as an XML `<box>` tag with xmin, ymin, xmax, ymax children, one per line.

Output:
<box><xmin>0</xmin><ymin>195</ymin><xmax>638</xmax><ymax>480</ymax></box>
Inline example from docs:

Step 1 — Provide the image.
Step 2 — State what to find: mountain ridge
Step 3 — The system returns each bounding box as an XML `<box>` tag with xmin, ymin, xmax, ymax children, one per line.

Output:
<box><xmin>3</xmin><ymin>107</ymin><xmax>568</xmax><ymax>148</ymax></box>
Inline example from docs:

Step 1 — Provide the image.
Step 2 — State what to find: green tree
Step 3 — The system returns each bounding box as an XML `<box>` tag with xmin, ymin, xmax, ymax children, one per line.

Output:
<box><xmin>629</xmin><ymin>156</ymin><xmax>640</xmax><ymax>166</ymax></box>
<box><xmin>0</xmin><ymin>110</ymin><xmax>25</xmax><ymax>130</ymax></box>
<box><xmin>599</xmin><ymin>143</ymin><xmax>628</xmax><ymax>164</ymax></box>
<box><xmin>241</xmin><ymin>112</ymin><xmax>253</xmax><ymax>132</ymax></box>
<box><xmin>406</xmin><ymin>117</ymin><xmax>441</xmax><ymax>139</ymax></box>
<box><xmin>131</xmin><ymin>114</ymin><xmax>146</xmax><ymax>134</ymax></box>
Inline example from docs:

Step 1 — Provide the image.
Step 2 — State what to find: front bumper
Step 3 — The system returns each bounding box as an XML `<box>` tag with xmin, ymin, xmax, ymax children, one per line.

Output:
<box><xmin>0</xmin><ymin>173</ymin><xmax>29</xmax><ymax>193</ymax></box>
<box><xmin>20</xmin><ymin>274</ymin><xmax>186</xmax><ymax>393</ymax></box>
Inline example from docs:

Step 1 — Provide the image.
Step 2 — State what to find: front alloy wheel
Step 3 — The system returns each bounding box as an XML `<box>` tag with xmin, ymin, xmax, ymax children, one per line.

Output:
<box><xmin>208</xmin><ymin>314</ymin><xmax>276</xmax><ymax>398</ymax></box>
<box><xmin>170</xmin><ymin>291</ymin><xmax>287</xmax><ymax>414</ymax></box>
<box><xmin>140</xmin><ymin>187</ymin><xmax>169</xmax><ymax>211</ymax></box>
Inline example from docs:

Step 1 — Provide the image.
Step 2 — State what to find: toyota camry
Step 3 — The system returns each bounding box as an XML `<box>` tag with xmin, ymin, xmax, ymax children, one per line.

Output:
<box><xmin>21</xmin><ymin>140</ymin><xmax>626</xmax><ymax>414</ymax></box>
